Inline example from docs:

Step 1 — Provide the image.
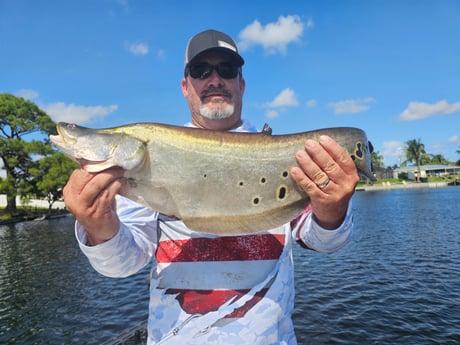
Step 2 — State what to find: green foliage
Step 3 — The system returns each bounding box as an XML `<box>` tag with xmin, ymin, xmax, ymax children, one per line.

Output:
<box><xmin>428</xmin><ymin>153</ymin><xmax>449</xmax><ymax>165</ymax></box>
<box><xmin>456</xmin><ymin>146</ymin><xmax>460</xmax><ymax>165</ymax></box>
<box><xmin>404</xmin><ymin>139</ymin><xmax>426</xmax><ymax>165</ymax></box>
<box><xmin>0</xmin><ymin>93</ymin><xmax>56</xmax><ymax>137</ymax></box>
<box><xmin>371</xmin><ymin>151</ymin><xmax>385</xmax><ymax>169</ymax></box>
<box><xmin>403</xmin><ymin>138</ymin><xmax>426</xmax><ymax>182</ymax></box>
<box><xmin>29</xmin><ymin>153</ymin><xmax>79</xmax><ymax>210</ymax></box>
<box><xmin>0</xmin><ymin>175</ymin><xmax>16</xmax><ymax>197</ymax></box>
<box><xmin>401</xmin><ymin>141</ymin><xmax>454</xmax><ymax>166</ymax></box>
<box><xmin>397</xmin><ymin>172</ymin><xmax>409</xmax><ymax>180</ymax></box>
<box><xmin>0</xmin><ymin>205</ymin><xmax>52</xmax><ymax>221</ymax></box>
<box><xmin>0</xmin><ymin>93</ymin><xmax>60</xmax><ymax>213</ymax></box>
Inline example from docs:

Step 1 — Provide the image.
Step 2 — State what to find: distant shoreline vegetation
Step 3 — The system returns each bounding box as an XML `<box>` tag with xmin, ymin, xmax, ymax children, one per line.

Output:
<box><xmin>0</xmin><ymin>195</ymin><xmax>67</xmax><ymax>223</ymax></box>
<box><xmin>0</xmin><ymin>205</ymin><xmax>69</xmax><ymax>224</ymax></box>
<box><xmin>357</xmin><ymin>174</ymin><xmax>460</xmax><ymax>192</ymax></box>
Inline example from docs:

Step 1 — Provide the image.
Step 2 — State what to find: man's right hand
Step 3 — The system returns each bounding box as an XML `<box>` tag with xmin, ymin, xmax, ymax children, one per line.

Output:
<box><xmin>63</xmin><ymin>167</ymin><xmax>125</xmax><ymax>246</ymax></box>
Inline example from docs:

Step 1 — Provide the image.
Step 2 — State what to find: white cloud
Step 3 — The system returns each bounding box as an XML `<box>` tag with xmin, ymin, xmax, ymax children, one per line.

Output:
<box><xmin>266</xmin><ymin>88</ymin><xmax>298</xmax><ymax>108</ymax></box>
<box><xmin>265</xmin><ymin>109</ymin><xmax>280</xmax><ymax>119</ymax></box>
<box><xmin>328</xmin><ymin>97</ymin><xmax>376</xmax><ymax>114</ymax></box>
<box><xmin>125</xmin><ymin>41</ymin><xmax>149</xmax><ymax>56</ymax></box>
<box><xmin>16</xmin><ymin>89</ymin><xmax>39</xmax><ymax>100</ymax></box>
<box><xmin>238</xmin><ymin>15</ymin><xmax>306</xmax><ymax>54</ymax></box>
<box><xmin>262</xmin><ymin>88</ymin><xmax>298</xmax><ymax>119</ymax></box>
<box><xmin>400</xmin><ymin>100</ymin><xmax>460</xmax><ymax>121</ymax></box>
<box><xmin>306</xmin><ymin>99</ymin><xmax>317</xmax><ymax>108</ymax></box>
<box><xmin>43</xmin><ymin>102</ymin><xmax>118</xmax><ymax>124</ymax></box>
<box><xmin>381</xmin><ymin>141</ymin><xmax>406</xmax><ymax>165</ymax></box>
<box><xmin>448</xmin><ymin>135</ymin><xmax>459</xmax><ymax>144</ymax></box>
<box><xmin>11</xmin><ymin>89</ymin><xmax>118</xmax><ymax>124</ymax></box>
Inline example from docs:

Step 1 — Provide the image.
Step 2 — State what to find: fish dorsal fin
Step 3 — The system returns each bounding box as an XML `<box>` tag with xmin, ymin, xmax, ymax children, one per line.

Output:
<box><xmin>262</xmin><ymin>123</ymin><xmax>272</xmax><ymax>135</ymax></box>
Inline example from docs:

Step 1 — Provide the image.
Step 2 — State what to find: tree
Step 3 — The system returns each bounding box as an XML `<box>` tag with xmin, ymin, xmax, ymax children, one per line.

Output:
<box><xmin>429</xmin><ymin>154</ymin><xmax>449</xmax><ymax>165</ymax></box>
<box><xmin>0</xmin><ymin>93</ymin><xmax>56</xmax><ymax>213</ymax></box>
<box><xmin>456</xmin><ymin>146</ymin><xmax>460</xmax><ymax>166</ymax></box>
<box><xmin>403</xmin><ymin>138</ymin><xmax>426</xmax><ymax>182</ymax></box>
<box><xmin>29</xmin><ymin>153</ymin><xmax>79</xmax><ymax>211</ymax></box>
<box><xmin>371</xmin><ymin>151</ymin><xmax>385</xmax><ymax>169</ymax></box>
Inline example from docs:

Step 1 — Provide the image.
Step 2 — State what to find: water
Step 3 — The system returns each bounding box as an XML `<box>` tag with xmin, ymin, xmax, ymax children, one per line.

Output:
<box><xmin>0</xmin><ymin>217</ymin><xmax>150</xmax><ymax>344</ymax></box>
<box><xmin>293</xmin><ymin>187</ymin><xmax>460</xmax><ymax>345</ymax></box>
<box><xmin>1</xmin><ymin>187</ymin><xmax>459</xmax><ymax>344</ymax></box>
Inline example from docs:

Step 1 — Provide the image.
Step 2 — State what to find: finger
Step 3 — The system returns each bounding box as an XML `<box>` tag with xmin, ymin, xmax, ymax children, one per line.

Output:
<box><xmin>64</xmin><ymin>168</ymin><xmax>94</xmax><ymax>195</ymax></box>
<box><xmin>290</xmin><ymin>165</ymin><xmax>319</xmax><ymax>194</ymax></box>
<box><xmin>318</xmin><ymin>135</ymin><xmax>358</xmax><ymax>177</ymax></box>
<box><xmin>319</xmin><ymin>137</ymin><xmax>361</xmax><ymax>196</ymax></box>
<box><xmin>299</xmin><ymin>140</ymin><xmax>333</xmax><ymax>185</ymax></box>
<box><xmin>82</xmin><ymin>169</ymin><xmax>125</xmax><ymax>207</ymax></box>
<box><xmin>291</xmin><ymin>150</ymin><xmax>333</xmax><ymax>194</ymax></box>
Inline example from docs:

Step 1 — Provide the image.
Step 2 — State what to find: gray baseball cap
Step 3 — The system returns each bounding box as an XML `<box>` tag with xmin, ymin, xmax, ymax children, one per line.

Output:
<box><xmin>184</xmin><ymin>29</ymin><xmax>244</xmax><ymax>69</ymax></box>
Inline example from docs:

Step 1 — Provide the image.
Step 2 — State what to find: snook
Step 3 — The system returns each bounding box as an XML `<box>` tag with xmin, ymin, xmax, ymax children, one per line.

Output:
<box><xmin>50</xmin><ymin>122</ymin><xmax>375</xmax><ymax>235</ymax></box>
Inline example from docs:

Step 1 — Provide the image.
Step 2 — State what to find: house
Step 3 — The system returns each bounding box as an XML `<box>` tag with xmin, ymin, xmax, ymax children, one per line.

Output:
<box><xmin>392</xmin><ymin>165</ymin><xmax>460</xmax><ymax>181</ymax></box>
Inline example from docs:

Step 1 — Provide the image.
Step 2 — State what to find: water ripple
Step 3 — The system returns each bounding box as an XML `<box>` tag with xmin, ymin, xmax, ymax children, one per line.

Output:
<box><xmin>293</xmin><ymin>187</ymin><xmax>460</xmax><ymax>345</ymax></box>
<box><xmin>1</xmin><ymin>187</ymin><xmax>459</xmax><ymax>344</ymax></box>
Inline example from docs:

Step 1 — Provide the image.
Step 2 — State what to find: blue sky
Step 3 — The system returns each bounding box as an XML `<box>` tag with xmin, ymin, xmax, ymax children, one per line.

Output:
<box><xmin>1</xmin><ymin>0</ymin><xmax>459</xmax><ymax>167</ymax></box>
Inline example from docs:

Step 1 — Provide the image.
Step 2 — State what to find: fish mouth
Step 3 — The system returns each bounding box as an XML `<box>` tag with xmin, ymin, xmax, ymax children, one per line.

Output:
<box><xmin>49</xmin><ymin>133</ymin><xmax>64</xmax><ymax>146</ymax></box>
<box><xmin>55</xmin><ymin>123</ymin><xmax>77</xmax><ymax>145</ymax></box>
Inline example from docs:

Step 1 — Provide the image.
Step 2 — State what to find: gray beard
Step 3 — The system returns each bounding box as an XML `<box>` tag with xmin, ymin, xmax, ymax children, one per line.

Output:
<box><xmin>199</xmin><ymin>102</ymin><xmax>235</xmax><ymax>120</ymax></box>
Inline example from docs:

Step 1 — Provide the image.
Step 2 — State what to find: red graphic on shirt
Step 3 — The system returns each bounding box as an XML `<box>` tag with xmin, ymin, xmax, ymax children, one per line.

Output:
<box><xmin>156</xmin><ymin>234</ymin><xmax>284</xmax><ymax>316</ymax></box>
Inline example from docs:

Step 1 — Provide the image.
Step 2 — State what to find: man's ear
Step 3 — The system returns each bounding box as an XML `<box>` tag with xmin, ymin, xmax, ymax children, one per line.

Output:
<box><xmin>181</xmin><ymin>78</ymin><xmax>188</xmax><ymax>97</ymax></box>
<box><xmin>239</xmin><ymin>76</ymin><xmax>246</xmax><ymax>96</ymax></box>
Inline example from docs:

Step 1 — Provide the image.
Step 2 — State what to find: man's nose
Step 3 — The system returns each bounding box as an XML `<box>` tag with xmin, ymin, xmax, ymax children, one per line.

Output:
<box><xmin>206</xmin><ymin>68</ymin><xmax>224</xmax><ymax>86</ymax></box>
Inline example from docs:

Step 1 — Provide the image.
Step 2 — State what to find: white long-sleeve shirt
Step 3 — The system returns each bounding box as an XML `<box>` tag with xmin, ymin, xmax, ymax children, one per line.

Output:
<box><xmin>75</xmin><ymin>120</ymin><xmax>353</xmax><ymax>344</ymax></box>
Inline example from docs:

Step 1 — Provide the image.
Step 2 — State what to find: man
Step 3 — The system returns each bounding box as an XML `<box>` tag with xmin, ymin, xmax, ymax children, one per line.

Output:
<box><xmin>63</xmin><ymin>29</ymin><xmax>359</xmax><ymax>344</ymax></box>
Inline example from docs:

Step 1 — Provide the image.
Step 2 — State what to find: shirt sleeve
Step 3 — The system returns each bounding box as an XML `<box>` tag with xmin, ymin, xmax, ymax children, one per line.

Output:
<box><xmin>75</xmin><ymin>196</ymin><xmax>159</xmax><ymax>278</ymax></box>
<box><xmin>292</xmin><ymin>201</ymin><xmax>353</xmax><ymax>254</ymax></box>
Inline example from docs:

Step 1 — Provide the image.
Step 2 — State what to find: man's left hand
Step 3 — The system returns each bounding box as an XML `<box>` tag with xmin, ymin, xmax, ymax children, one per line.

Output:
<box><xmin>290</xmin><ymin>135</ymin><xmax>359</xmax><ymax>230</ymax></box>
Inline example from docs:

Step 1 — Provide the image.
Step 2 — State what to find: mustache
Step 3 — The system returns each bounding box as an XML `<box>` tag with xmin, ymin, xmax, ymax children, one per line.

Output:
<box><xmin>200</xmin><ymin>86</ymin><xmax>232</xmax><ymax>100</ymax></box>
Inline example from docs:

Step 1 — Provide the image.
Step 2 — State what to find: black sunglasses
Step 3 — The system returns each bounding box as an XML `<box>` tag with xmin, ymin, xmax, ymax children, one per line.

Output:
<box><xmin>185</xmin><ymin>62</ymin><xmax>240</xmax><ymax>80</ymax></box>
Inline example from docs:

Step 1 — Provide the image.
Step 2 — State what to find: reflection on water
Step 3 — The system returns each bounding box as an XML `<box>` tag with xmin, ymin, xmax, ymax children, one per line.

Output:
<box><xmin>293</xmin><ymin>187</ymin><xmax>460</xmax><ymax>345</ymax></box>
<box><xmin>0</xmin><ymin>216</ymin><xmax>149</xmax><ymax>344</ymax></box>
<box><xmin>1</xmin><ymin>187</ymin><xmax>459</xmax><ymax>344</ymax></box>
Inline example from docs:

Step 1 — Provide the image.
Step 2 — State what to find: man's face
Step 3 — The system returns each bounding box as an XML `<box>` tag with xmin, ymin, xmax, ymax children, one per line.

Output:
<box><xmin>181</xmin><ymin>51</ymin><xmax>245</xmax><ymax>130</ymax></box>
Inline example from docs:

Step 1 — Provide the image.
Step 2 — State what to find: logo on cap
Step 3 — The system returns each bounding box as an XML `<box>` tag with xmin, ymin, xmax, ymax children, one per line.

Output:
<box><xmin>217</xmin><ymin>40</ymin><xmax>237</xmax><ymax>53</ymax></box>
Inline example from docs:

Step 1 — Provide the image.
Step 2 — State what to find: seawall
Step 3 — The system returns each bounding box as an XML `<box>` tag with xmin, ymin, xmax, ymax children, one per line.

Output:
<box><xmin>0</xmin><ymin>195</ymin><xmax>66</xmax><ymax>209</ymax></box>
<box><xmin>357</xmin><ymin>182</ymin><xmax>449</xmax><ymax>191</ymax></box>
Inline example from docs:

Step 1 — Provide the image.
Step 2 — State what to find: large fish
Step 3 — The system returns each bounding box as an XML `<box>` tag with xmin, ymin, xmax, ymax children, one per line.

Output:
<box><xmin>50</xmin><ymin>122</ymin><xmax>375</xmax><ymax>235</ymax></box>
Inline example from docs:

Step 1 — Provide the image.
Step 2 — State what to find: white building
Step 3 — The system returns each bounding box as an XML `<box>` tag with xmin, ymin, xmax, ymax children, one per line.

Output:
<box><xmin>393</xmin><ymin>165</ymin><xmax>460</xmax><ymax>180</ymax></box>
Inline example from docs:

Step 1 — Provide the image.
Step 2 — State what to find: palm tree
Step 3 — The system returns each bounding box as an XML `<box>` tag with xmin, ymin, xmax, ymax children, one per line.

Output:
<box><xmin>371</xmin><ymin>151</ymin><xmax>385</xmax><ymax>169</ymax></box>
<box><xmin>456</xmin><ymin>146</ymin><xmax>460</xmax><ymax>166</ymax></box>
<box><xmin>429</xmin><ymin>154</ymin><xmax>449</xmax><ymax>165</ymax></box>
<box><xmin>404</xmin><ymin>139</ymin><xmax>426</xmax><ymax>182</ymax></box>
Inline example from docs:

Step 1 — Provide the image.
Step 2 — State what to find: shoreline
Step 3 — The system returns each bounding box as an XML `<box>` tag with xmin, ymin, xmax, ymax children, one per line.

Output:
<box><xmin>356</xmin><ymin>181</ymin><xmax>452</xmax><ymax>191</ymax></box>
<box><xmin>0</xmin><ymin>196</ymin><xmax>69</xmax><ymax>226</ymax></box>
<box><xmin>1</xmin><ymin>183</ymin><xmax>458</xmax><ymax>225</ymax></box>
<box><xmin>0</xmin><ymin>212</ymin><xmax>71</xmax><ymax>226</ymax></box>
